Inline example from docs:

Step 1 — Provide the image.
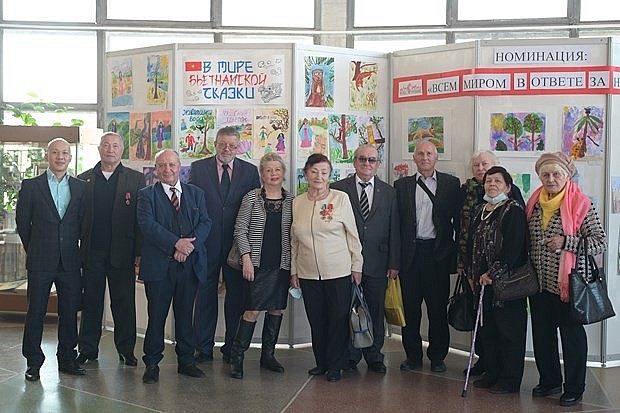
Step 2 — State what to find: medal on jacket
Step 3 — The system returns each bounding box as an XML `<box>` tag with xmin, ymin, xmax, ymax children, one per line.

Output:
<box><xmin>125</xmin><ymin>192</ymin><xmax>131</xmax><ymax>206</ymax></box>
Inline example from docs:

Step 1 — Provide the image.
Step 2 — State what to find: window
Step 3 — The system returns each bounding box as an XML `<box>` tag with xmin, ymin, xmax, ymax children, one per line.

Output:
<box><xmin>581</xmin><ymin>0</ymin><xmax>620</xmax><ymax>21</ymax></box>
<box><xmin>222</xmin><ymin>34</ymin><xmax>314</xmax><ymax>44</ymax></box>
<box><xmin>355</xmin><ymin>0</ymin><xmax>446</xmax><ymax>27</ymax></box>
<box><xmin>3</xmin><ymin>0</ymin><xmax>95</xmax><ymax>22</ymax></box>
<box><xmin>2</xmin><ymin>30</ymin><xmax>97</xmax><ymax>103</ymax></box>
<box><xmin>355</xmin><ymin>34</ymin><xmax>445</xmax><ymax>52</ymax></box>
<box><xmin>2</xmin><ymin>111</ymin><xmax>98</xmax><ymax>128</ymax></box>
<box><xmin>454</xmin><ymin>30</ymin><xmax>570</xmax><ymax>43</ymax></box>
<box><xmin>107</xmin><ymin>0</ymin><xmax>210</xmax><ymax>21</ymax></box>
<box><xmin>222</xmin><ymin>0</ymin><xmax>314</xmax><ymax>28</ymax></box>
<box><xmin>458</xmin><ymin>0</ymin><xmax>567</xmax><ymax>20</ymax></box>
<box><xmin>106</xmin><ymin>32</ymin><xmax>214</xmax><ymax>52</ymax></box>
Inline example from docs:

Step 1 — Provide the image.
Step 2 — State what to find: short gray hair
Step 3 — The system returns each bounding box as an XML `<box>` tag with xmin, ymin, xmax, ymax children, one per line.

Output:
<box><xmin>471</xmin><ymin>150</ymin><xmax>497</xmax><ymax>166</ymax></box>
<box><xmin>259</xmin><ymin>152</ymin><xmax>286</xmax><ymax>174</ymax></box>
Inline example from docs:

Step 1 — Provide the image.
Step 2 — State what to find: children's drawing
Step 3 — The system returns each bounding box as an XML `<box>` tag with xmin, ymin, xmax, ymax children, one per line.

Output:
<box><xmin>253</xmin><ymin>108</ymin><xmax>289</xmax><ymax>159</ymax></box>
<box><xmin>179</xmin><ymin>107</ymin><xmax>216</xmax><ymax>159</ymax></box>
<box><xmin>216</xmin><ymin>108</ymin><xmax>253</xmax><ymax>159</ymax></box>
<box><xmin>407</xmin><ymin>116</ymin><xmax>444</xmax><ymax>154</ymax></box>
<box><xmin>349</xmin><ymin>61</ymin><xmax>378</xmax><ymax>111</ymax></box>
<box><xmin>106</xmin><ymin>112</ymin><xmax>130</xmax><ymax>159</ymax></box>
<box><xmin>490</xmin><ymin>112</ymin><xmax>545</xmax><ymax>152</ymax></box>
<box><xmin>304</xmin><ymin>56</ymin><xmax>334</xmax><ymax>108</ymax></box>
<box><xmin>146</xmin><ymin>54</ymin><xmax>169</xmax><ymax>105</ymax></box>
<box><xmin>511</xmin><ymin>173</ymin><xmax>533</xmax><ymax>202</ymax></box>
<box><xmin>612</xmin><ymin>176</ymin><xmax>620</xmax><ymax>214</ymax></box>
<box><xmin>129</xmin><ymin>112</ymin><xmax>151</xmax><ymax>161</ymax></box>
<box><xmin>562</xmin><ymin>106</ymin><xmax>604</xmax><ymax>161</ymax></box>
<box><xmin>110</xmin><ymin>58</ymin><xmax>133</xmax><ymax>107</ymax></box>
<box><xmin>393</xmin><ymin>163</ymin><xmax>409</xmax><ymax>181</ymax></box>
<box><xmin>150</xmin><ymin>111</ymin><xmax>172</xmax><ymax>155</ymax></box>
<box><xmin>329</xmin><ymin>114</ymin><xmax>358</xmax><ymax>163</ymax></box>
<box><xmin>357</xmin><ymin>115</ymin><xmax>386</xmax><ymax>163</ymax></box>
<box><xmin>297</xmin><ymin>115</ymin><xmax>328</xmax><ymax>163</ymax></box>
<box><xmin>296</xmin><ymin>168</ymin><xmax>308</xmax><ymax>195</ymax></box>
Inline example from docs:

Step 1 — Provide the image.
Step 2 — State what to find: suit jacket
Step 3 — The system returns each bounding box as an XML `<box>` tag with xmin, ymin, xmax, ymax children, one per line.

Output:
<box><xmin>137</xmin><ymin>182</ymin><xmax>212</xmax><ymax>283</ymax></box>
<box><xmin>394</xmin><ymin>171</ymin><xmax>461</xmax><ymax>273</ymax></box>
<box><xmin>16</xmin><ymin>172</ymin><xmax>87</xmax><ymax>272</ymax></box>
<box><xmin>79</xmin><ymin>162</ymin><xmax>146</xmax><ymax>269</ymax></box>
<box><xmin>189</xmin><ymin>156</ymin><xmax>260</xmax><ymax>262</ymax></box>
<box><xmin>331</xmin><ymin>175</ymin><xmax>400</xmax><ymax>278</ymax></box>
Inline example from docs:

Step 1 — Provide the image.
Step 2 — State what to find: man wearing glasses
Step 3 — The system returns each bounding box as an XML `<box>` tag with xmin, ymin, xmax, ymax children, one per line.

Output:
<box><xmin>189</xmin><ymin>127</ymin><xmax>260</xmax><ymax>364</ymax></box>
<box><xmin>331</xmin><ymin>144</ymin><xmax>400</xmax><ymax>374</ymax></box>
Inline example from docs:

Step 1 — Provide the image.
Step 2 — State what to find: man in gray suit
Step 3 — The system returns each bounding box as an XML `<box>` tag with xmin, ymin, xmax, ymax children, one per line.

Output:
<box><xmin>331</xmin><ymin>144</ymin><xmax>400</xmax><ymax>374</ymax></box>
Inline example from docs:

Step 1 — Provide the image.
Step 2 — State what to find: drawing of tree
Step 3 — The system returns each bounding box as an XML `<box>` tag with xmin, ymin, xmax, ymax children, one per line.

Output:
<box><xmin>523</xmin><ymin>113</ymin><xmax>544</xmax><ymax>151</ymax></box>
<box><xmin>330</xmin><ymin>114</ymin><xmax>354</xmax><ymax>160</ymax></box>
<box><xmin>573</xmin><ymin>107</ymin><xmax>603</xmax><ymax>159</ymax></box>
<box><xmin>369</xmin><ymin>116</ymin><xmax>385</xmax><ymax>144</ymax></box>
<box><xmin>147</xmin><ymin>55</ymin><xmax>163</xmax><ymax>100</ymax></box>
<box><xmin>503</xmin><ymin>115</ymin><xmax>523</xmax><ymax>151</ymax></box>
<box><xmin>195</xmin><ymin>112</ymin><xmax>215</xmax><ymax>156</ymax></box>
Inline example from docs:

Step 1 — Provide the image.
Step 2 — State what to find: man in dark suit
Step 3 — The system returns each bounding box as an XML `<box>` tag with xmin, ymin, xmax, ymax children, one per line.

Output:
<box><xmin>76</xmin><ymin>132</ymin><xmax>146</xmax><ymax>367</ymax></box>
<box><xmin>137</xmin><ymin>149</ymin><xmax>212</xmax><ymax>384</ymax></box>
<box><xmin>16</xmin><ymin>138</ymin><xmax>88</xmax><ymax>381</ymax></box>
<box><xmin>394</xmin><ymin>141</ymin><xmax>460</xmax><ymax>374</ymax></box>
<box><xmin>189</xmin><ymin>126</ymin><xmax>260</xmax><ymax>363</ymax></box>
<box><xmin>331</xmin><ymin>144</ymin><xmax>400</xmax><ymax>374</ymax></box>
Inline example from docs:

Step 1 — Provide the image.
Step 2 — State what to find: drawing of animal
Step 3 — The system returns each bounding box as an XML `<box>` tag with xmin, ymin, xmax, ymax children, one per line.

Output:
<box><xmin>351</xmin><ymin>61</ymin><xmax>377</xmax><ymax>91</ymax></box>
<box><xmin>412</xmin><ymin>126</ymin><xmax>435</xmax><ymax>141</ymax></box>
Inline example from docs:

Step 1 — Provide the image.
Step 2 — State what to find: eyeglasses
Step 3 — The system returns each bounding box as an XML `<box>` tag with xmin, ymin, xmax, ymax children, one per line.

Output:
<box><xmin>216</xmin><ymin>143</ymin><xmax>239</xmax><ymax>150</ymax></box>
<box><xmin>356</xmin><ymin>156</ymin><xmax>378</xmax><ymax>164</ymax></box>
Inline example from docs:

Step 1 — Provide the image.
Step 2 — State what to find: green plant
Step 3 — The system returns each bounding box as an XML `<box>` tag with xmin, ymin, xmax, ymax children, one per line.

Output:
<box><xmin>0</xmin><ymin>92</ymin><xmax>84</xmax><ymax>127</ymax></box>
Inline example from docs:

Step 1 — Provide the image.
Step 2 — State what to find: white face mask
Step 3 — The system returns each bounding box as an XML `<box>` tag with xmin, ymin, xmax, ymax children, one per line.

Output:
<box><xmin>483</xmin><ymin>192</ymin><xmax>508</xmax><ymax>205</ymax></box>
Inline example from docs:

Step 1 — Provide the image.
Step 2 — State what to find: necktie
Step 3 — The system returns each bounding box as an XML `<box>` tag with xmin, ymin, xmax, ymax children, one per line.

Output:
<box><xmin>170</xmin><ymin>187</ymin><xmax>180</xmax><ymax>212</ymax></box>
<box><xmin>221</xmin><ymin>163</ymin><xmax>230</xmax><ymax>199</ymax></box>
<box><xmin>359</xmin><ymin>182</ymin><xmax>370</xmax><ymax>221</ymax></box>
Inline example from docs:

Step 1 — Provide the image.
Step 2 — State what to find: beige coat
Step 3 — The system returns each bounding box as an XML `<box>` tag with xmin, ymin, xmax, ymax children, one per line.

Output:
<box><xmin>291</xmin><ymin>189</ymin><xmax>363</xmax><ymax>280</ymax></box>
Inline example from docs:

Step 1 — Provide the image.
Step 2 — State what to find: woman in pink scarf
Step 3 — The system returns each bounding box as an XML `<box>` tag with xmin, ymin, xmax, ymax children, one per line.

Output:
<box><xmin>526</xmin><ymin>152</ymin><xmax>606</xmax><ymax>407</ymax></box>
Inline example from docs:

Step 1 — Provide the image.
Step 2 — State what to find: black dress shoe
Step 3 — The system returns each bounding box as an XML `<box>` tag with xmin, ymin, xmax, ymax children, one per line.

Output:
<box><xmin>194</xmin><ymin>351</ymin><xmax>214</xmax><ymax>363</ymax></box>
<box><xmin>58</xmin><ymin>361</ymin><xmax>86</xmax><ymax>376</ymax></box>
<box><xmin>532</xmin><ymin>384</ymin><xmax>562</xmax><ymax>397</ymax></box>
<box><xmin>75</xmin><ymin>353</ymin><xmax>96</xmax><ymax>365</ymax></box>
<box><xmin>25</xmin><ymin>367</ymin><xmax>40</xmax><ymax>382</ymax></box>
<box><xmin>473</xmin><ymin>375</ymin><xmax>497</xmax><ymax>388</ymax></box>
<box><xmin>308</xmin><ymin>366</ymin><xmax>327</xmax><ymax>375</ymax></box>
<box><xmin>326</xmin><ymin>370</ymin><xmax>342</xmax><ymax>382</ymax></box>
<box><xmin>430</xmin><ymin>361</ymin><xmax>447</xmax><ymax>373</ymax></box>
<box><xmin>368</xmin><ymin>361</ymin><xmax>387</xmax><ymax>374</ymax></box>
<box><xmin>343</xmin><ymin>360</ymin><xmax>358</xmax><ymax>372</ymax></box>
<box><xmin>399</xmin><ymin>359</ymin><xmax>422</xmax><ymax>371</ymax></box>
<box><xmin>222</xmin><ymin>353</ymin><xmax>231</xmax><ymax>364</ymax></box>
<box><xmin>143</xmin><ymin>365</ymin><xmax>159</xmax><ymax>384</ymax></box>
<box><xmin>463</xmin><ymin>362</ymin><xmax>485</xmax><ymax>376</ymax></box>
<box><xmin>178</xmin><ymin>363</ymin><xmax>205</xmax><ymax>378</ymax></box>
<box><xmin>559</xmin><ymin>392</ymin><xmax>583</xmax><ymax>407</ymax></box>
<box><xmin>119</xmin><ymin>353</ymin><xmax>138</xmax><ymax>366</ymax></box>
<box><xmin>488</xmin><ymin>383</ymin><xmax>519</xmax><ymax>394</ymax></box>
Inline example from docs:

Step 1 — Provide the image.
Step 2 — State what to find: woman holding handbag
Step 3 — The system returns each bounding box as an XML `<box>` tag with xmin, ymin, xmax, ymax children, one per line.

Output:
<box><xmin>290</xmin><ymin>154</ymin><xmax>363</xmax><ymax>382</ymax></box>
<box><xmin>465</xmin><ymin>166</ymin><xmax>529</xmax><ymax>394</ymax></box>
<box><xmin>526</xmin><ymin>152</ymin><xmax>606</xmax><ymax>407</ymax></box>
<box><xmin>229</xmin><ymin>153</ymin><xmax>294</xmax><ymax>379</ymax></box>
<box><xmin>456</xmin><ymin>150</ymin><xmax>525</xmax><ymax>376</ymax></box>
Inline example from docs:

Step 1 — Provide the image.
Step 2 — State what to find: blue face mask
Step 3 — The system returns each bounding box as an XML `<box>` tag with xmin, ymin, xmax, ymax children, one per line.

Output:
<box><xmin>483</xmin><ymin>192</ymin><xmax>508</xmax><ymax>205</ymax></box>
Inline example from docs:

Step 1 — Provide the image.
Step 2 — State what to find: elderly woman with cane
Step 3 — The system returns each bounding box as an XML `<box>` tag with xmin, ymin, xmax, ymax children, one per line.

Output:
<box><xmin>526</xmin><ymin>152</ymin><xmax>606</xmax><ymax>407</ymax></box>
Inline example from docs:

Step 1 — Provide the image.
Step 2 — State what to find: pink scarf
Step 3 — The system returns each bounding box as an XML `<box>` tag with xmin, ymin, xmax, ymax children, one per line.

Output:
<box><xmin>525</xmin><ymin>180</ymin><xmax>590</xmax><ymax>302</ymax></box>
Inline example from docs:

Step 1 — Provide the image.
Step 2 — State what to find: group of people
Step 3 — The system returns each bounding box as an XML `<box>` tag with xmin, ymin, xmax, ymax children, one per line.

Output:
<box><xmin>15</xmin><ymin>127</ymin><xmax>606</xmax><ymax>406</ymax></box>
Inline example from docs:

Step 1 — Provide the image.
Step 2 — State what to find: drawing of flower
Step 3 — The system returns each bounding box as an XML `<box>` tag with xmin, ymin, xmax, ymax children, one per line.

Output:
<box><xmin>320</xmin><ymin>203</ymin><xmax>334</xmax><ymax>222</ymax></box>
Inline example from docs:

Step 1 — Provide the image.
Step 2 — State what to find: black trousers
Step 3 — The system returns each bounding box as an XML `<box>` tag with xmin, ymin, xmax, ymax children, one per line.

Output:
<box><xmin>348</xmin><ymin>274</ymin><xmax>388</xmax><ymax>364</ymax></box>
<box><xmin>529</xmin><ymin>290</ymin><xmax>587</xmax><ymax>395</ymax></box>
<box><xmin>300</xmin><ymin>276</ymin><xmax>352</xmax><ymax>371</ymax></box>
<box><xmin>143</xmin><ymin>260</ymin><xmax>198</xmax><ymax>367</ymax></box>
<box><xmin>400</xmin><ymin>242</ymin><xmax>450</xmax><ymax>363</ymax></box>
<box><xmin>479</xmin><ymin>293</ymin><xmax>527</xmax><ymax>391</ymax></box>
<box><xmin>194</xmin><ymin>253</ymin><xmax>245</xmax><ymax>357</ymax></box>
<box><xmin>78</xmin><ymin>250</ymin><xmax>136</xmax><ymax>358</ymax></box>
<box><xmin>22</xmin><ymin>268</ymin><xmax>81</xmax><ymax>367</ymax></box>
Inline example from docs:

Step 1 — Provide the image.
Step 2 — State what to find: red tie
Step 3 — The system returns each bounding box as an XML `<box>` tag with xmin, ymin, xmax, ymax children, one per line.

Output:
<box><xmin>170</xmin><ymin>187</ymin><xmax>180</xmax><ymax>212</ymax></box>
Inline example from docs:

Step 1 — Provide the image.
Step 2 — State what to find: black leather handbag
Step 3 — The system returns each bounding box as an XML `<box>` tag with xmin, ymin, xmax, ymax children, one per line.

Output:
<box><xmin>448</xmin><ymin>274</ymin><xmax>475</xmax><ymax>331</ymax></box>
<box><xmin>350</xmin><ymin>283</ymin><xmax>374</xmax><ymax>349</ymax></box>
<box><xmin>570</xmin><ymin>236</ymin><xmax>615</xmax><ymax>325</ymax></box>
<box><xmin>492</xmin><ymin>259</ymin><xmax>539</xmax><ymax>302</ymax></box>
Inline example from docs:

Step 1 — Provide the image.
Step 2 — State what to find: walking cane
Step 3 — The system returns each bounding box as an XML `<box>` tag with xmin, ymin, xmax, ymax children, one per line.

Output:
<box><xmin>462</xmin><ymin>284</ymin><xmax>485</xmax><ymax>397</ymax></box>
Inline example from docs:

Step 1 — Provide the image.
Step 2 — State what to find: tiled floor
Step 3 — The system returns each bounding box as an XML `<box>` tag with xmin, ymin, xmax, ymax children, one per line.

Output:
<box><xmin>1</xmin><ymin>312</ymin><xmax>619</xmax><ymax>413</ymax></box>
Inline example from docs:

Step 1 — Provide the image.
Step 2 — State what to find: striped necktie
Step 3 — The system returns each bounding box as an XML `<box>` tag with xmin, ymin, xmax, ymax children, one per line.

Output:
<box><xmin>359</xmin><ymin>182</ymin><xmax>370</xmax><ymax>221</ymax></box>
<box><xmin>170</xmin><ymin>187</ymin><xmax>180</xmax><ymax>212</ymax></box>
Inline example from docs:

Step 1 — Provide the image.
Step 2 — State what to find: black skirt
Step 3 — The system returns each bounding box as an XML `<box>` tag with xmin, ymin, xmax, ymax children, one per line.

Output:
<box><xmin>243</xmin><ymin>267</ymin><xmax>290</xmax><ymax>311</ymax></box>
